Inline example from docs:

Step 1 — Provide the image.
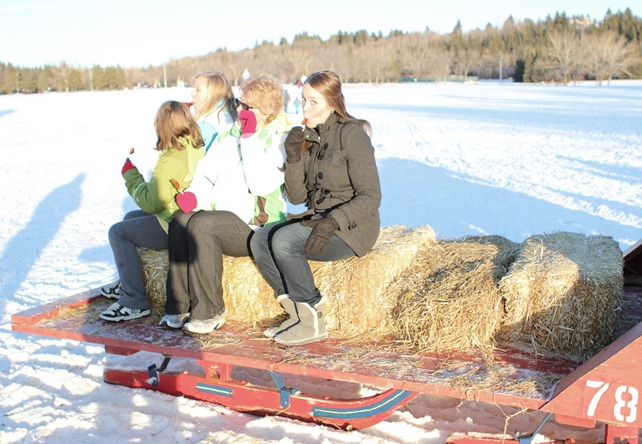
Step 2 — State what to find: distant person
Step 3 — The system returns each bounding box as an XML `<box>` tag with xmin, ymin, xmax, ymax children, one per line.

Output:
<box><xmin>283</xmin><ymin>89</ymin><xmax>291</xmax><ymax>113</ymax></box>
<box><xmin>100</xmin><ymin>101</ymin><xmax>204</xmax><ymax>322</ymax></box>
<box><xmin>250</xmin><ymin>71</ymin><xmax>382</xmax><ymax>346</ymax></box>
<box><xmin>162</xmin><ymin>75</ymin><xmax>291</xmax><ymax>334</ymax></box>
<box><xmin>293</xmin><ymin>96</ymin><xmax>301</xmax><ymax>114</ymax></box>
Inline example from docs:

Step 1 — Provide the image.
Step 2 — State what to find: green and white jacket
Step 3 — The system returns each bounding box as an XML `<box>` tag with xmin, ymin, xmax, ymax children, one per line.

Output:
<box><xmin>187</xmin><ymin>111</ymin><xmax>291</xmax><ymax>228</ymax></box>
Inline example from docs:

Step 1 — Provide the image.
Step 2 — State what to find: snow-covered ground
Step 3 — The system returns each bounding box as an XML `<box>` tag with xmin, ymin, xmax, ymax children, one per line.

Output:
<box><xmin>1</xmin><ymin>80</ymin><xmax>641</xmax><ymax>443</ymax></box>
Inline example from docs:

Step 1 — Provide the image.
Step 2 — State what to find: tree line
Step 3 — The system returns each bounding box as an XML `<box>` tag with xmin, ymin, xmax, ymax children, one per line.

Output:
<box><xmin>1</xmin><ymin>8</ymin><xmax>640</xmax><ymax>94</ymax></box>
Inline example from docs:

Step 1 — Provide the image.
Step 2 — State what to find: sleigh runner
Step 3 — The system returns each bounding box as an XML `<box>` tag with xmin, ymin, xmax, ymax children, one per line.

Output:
<box><xmin>11</xmin><ymin>282</ymin><xmax>642</xmax><ymax>443</ymax></box>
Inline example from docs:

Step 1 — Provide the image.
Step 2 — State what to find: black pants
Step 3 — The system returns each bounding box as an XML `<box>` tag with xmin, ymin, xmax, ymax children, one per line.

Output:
<box><xmin>165</xmin><ymin>210</ymin><xmax>252</xmax><ymax>320</ymax></box>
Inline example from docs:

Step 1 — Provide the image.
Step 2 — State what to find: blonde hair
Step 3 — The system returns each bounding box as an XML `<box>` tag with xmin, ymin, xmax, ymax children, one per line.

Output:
<box><xmin>193</xmin><ymin>71</ymin><xmax>238</xmax><ymax>122</ymax></box>
<box><xmin>239</xmin><ymin>76</ymin><xmax>284</xmax><ymax>125</ymax></box>
<box><xmin>154</xmin><ymin>101</ymin><xmax>204</xmax><ymax>151</ymax></box>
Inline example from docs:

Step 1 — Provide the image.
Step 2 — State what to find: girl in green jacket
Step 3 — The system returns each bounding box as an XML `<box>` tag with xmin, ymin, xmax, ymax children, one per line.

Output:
<box><xmin>100</xmin><ymin>101</ymin><xmax>204</xmax><ymax>322</ymax></box>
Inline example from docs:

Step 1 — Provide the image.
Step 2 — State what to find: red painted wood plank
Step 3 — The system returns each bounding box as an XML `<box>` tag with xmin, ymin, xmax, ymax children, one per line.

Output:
<box><xmin>11</xmin><ymin>293</ymin><xmax>584</xmax><ymax>411</ymax></box>
<box><xmin>10</xmin><ymin>288</ymin><xmax>102</xmax><ymax>325</ymax></box>
<box><xmin>541</xmin><ymin>321</ymin><xmax>642</xmax><ymax>428</ymax></box>
<box><xmin>624</xmin><ymin>238</ymin><xmax>642</xmax><ymax>275</ymax></box>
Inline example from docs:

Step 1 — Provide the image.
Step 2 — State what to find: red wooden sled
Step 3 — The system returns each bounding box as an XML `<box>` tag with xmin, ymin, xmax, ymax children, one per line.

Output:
<box><xmin>11</xmin><ymin>285</ymin><xmax>642</xmax><ymax>443</ymax></box>
<box><xmin>624</xmin><ymin>238</ymin><xmax>642</xmax><ymax>277</ymax></box>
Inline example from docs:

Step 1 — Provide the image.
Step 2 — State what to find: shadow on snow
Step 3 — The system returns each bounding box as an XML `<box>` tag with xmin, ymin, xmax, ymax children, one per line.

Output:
<box><xmin>0</xmin><ymin>174</ymin><xmax>84</xmax><ymax>317</ymax></box>
<box><xmin>378</xmin><ymin>157</ymin><xmax>642</xmax><ymax>249</ymax></box>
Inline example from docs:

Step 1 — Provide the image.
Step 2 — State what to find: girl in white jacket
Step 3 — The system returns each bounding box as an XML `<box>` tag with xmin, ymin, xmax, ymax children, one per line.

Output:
<box><xmin>162</xmin><ymin>75</ymin><xmax>291</xmax><ymax>334</ymax></box>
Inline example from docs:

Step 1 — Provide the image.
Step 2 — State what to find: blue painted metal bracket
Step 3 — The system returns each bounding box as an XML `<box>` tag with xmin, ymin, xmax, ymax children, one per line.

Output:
<box><xmin>269</xmin><ymin>370</ymin><xmax>298</xmax><ymax>408</ymax></box>
<box><xmin>147</xmin><ymin>356</ymin><xmax>172</xmax><ymax>387</ymax></box>
<box><xmin>515</xmin><ymin>412</ymin><xmax>553</xmax><ymax>444</ymax></box>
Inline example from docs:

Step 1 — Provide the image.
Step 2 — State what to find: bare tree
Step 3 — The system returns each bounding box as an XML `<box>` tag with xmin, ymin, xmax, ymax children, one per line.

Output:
<box><xmin>547</xmin><ymin>29</ymin><xmax>583</xmax><ymax>84</ymax></box>
<box><xmin>423</xmin><ymin>47</ymin><xmax>452</xmax><ymax>81</ymax></box>
<box><xmin>281</xmin><ymin>44</ymin><xmax>312</xmax><ymax>82</ymax></box>
<box><xmin>393</xmin><ymin>32</ymin><xmax>446</xmax><ymax>80</ymax></box>
<box><xmin>458</xmin><ymin>47</ymin><xmax>481</xmax><ymax>80</ymax></box>
<box><xmin>585</xmin><ymin>31</ymin><xmax>640</xmax><ymax>85</ymax></box>
<box><xmin>347</xmin><ymin>40</ymin><xmax>392</xmax><ymax>83</ymax></box>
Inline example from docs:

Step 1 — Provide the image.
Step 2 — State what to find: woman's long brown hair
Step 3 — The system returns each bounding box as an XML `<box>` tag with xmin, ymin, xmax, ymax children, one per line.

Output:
<box><xmin>304</xmin><ymin>71</ymin><xmax>371</xmax><ymax>136</ymax></box>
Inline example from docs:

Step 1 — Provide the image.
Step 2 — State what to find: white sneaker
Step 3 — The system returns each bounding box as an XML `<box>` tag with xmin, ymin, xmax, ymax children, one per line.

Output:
<box><xmin>100</xmin><ymin>302</ymin><xmax>150</xmax><ymax>322</ymax></box>
<box><xmin>100</xmin><ymin>281</ymin><xmax>121</xmax><ymax>299</ymax></box>
<box><xmin>159</xmin><ymin>313</ymin><xmax>189</xmax><ymax>329</ymax></box>
<box><xmin>183</xmin><ymin>312</ymin><xmax>226</xmax><ymax>334</ymax></box>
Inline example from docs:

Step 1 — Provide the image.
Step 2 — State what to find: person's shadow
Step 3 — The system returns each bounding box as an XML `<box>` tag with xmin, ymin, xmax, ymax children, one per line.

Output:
<box><xmin>0</xmin><ymin>174</ymin><xmax>84</xmax><ymax>319</ymax></box>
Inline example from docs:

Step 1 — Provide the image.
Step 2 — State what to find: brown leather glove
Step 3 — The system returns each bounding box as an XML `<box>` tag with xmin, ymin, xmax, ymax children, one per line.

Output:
<box><xmin>284</xmin><ymin>126</ymin><xmax>304</xmax><ymax>163</ymax></box>
<box><xmin>301</xmin><ymin>215</ymin><xmax>339</xmax><ymax>256</ymax></box>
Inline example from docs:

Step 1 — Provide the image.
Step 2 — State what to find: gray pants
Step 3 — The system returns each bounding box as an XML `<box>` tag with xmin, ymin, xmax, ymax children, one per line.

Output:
<box><xmin>249</xmin><ymin>221</ymin><xmax>354</xmax><ymax>305</ymax></box>
<box><xmin>108</xmin><ymin>210</ymin><xmax>167</xmax><ymax>310</ymax></box>
<box><xmin>165</xmin><ymin>210</ymin><xmax>253</xmax><ymax>320</ymax></box>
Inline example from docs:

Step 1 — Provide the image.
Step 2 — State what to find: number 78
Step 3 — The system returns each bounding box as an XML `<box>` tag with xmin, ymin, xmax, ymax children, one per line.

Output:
<box><xmin>586</xmin><ymin>380</ymin><xmax>638</xmax><ymax>423</ymax></box>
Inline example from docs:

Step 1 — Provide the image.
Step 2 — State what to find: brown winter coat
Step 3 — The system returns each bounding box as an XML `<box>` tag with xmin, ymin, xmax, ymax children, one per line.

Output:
<box><xmin>284</xmin><ymin>112</ymin><xmax>382</xmax><ymax>257</ymax></box>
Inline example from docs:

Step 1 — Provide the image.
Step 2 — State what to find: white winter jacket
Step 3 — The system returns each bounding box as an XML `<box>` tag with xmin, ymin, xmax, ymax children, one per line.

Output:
<box><xmin>186</xmin><ymin>111</ymin><xmax>290</xmax><ymax>226</ymax></box>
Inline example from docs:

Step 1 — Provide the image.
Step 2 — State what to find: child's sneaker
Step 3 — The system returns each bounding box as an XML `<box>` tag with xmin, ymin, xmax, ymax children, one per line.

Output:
<box><xmin>100</xmin><ymin>302</ymin><xmax>150</xmax><ymax>322</ymax></box>
<box><xmin>159</xmin><ymin>313</ymin><xmax>189</xmax><ymax>329</ymax></box>
<box><xmin>183</xmin><ymin>312</ymin><xmax>226</xmax><ymax>334</ymax></box>
<box><xmin>100</xmin><ymin>282</ymin><xmax>121</xmax><ymax>299</ymax></box>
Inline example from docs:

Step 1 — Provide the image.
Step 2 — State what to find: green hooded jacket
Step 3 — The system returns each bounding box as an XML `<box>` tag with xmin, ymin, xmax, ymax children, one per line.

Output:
<box><xmin>123</xmin><ymin>136</ymin><xmax>204</xmax><ymax>232</ymax></box>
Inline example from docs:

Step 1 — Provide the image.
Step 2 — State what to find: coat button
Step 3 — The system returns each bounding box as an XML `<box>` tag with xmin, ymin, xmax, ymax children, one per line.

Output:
<box><xmin>317</xmin><ymin>172</ymin><xmax>324</xmax><ymax>179</ymax></box>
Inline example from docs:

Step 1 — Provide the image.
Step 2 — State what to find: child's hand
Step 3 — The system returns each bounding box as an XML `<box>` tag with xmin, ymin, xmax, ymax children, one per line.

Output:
<box><xmin>239</xmin><ymin>110</ymin><xmax>257</xmax><ymax>138</ymax></box>
<box><xmin>121</xmin><ymin>158</ymin><xmax>136</xmax><ymax>175</ymax></box>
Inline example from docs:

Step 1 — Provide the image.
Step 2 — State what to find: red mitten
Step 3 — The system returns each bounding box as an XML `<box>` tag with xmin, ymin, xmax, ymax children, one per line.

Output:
<box><xmin>121</xmin><ymin>158</ymin><xmax>135</xmax><ymax>175</ymax></box>
<box><xmin>239</xmin><ymin>109</ymin><xmax>257</xmax><ymax>138</ymax></box>
<box><xmin>176</xmin><ymin>191</ymin><xmax>197</xmax><ymax>213</ymax></box>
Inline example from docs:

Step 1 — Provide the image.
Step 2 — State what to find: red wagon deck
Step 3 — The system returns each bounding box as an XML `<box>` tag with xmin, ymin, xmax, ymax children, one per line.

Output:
<box><xmin>11</xmin><ymin>285</ymin><xmax>642</xmax><ymax>443</ymax></box>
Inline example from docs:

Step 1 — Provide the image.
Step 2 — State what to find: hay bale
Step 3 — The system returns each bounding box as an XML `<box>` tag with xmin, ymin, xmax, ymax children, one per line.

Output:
<box><xmin>138</xmin><ymin>248</ymin><xmax>169</xmax><ymax>318</ymax></box>
<box><xmin>310</xmin><ymin>225</ymin><xmax>437</xmax><ymax>340</ymax></box>
<box><xmin>220</xmin><ymin>225</ymin><xmax>438</xmax><ymax>332</ymax></box>
<box><xmin>138</xmin><ymin>225</ymin><xmax>437</xmax><ymax>335</ymax></box>
<box><xmin>138</xmin><ymin>249</ymin><xmax>279</xmax><ymax>322</ymax></box>
<box><xmin>498</xmin><ymin>232</ymin><xmax>623</xmax><ymax>358</ymax></box>
<box><xmin>389</xmin><ymin>235</ymin><xmax>519</xmax><ymax>355</ymax></box>
<box><xmin>219</xmin><ymin>256</ymin><xmax>281</xmax><ymax>324</ymax></box>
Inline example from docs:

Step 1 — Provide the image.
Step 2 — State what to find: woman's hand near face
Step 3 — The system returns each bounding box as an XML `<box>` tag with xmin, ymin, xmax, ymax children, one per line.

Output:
<box><xmin>284</xmin><ymin>126</ymin><xmax>304</xmax><ymax>163</ymax></box>
<box><xmin>239</xmin><ymin>110</ymin><xmax>257</xmax><ymax>137</ymax></box>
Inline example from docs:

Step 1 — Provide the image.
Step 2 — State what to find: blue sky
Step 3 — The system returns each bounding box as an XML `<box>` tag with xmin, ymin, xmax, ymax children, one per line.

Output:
<box><xmin>0</xmin><ymin>0</ymin><xmax>636</xmax><ymax>68</ymax></box>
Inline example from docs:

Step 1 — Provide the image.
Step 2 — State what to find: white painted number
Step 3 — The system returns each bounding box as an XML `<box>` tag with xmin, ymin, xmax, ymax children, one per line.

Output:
<box><xmin>585</xmin><ymin>380</ymin><xmax>638</xmax><ymax>423</ymax></box>
<box><xmin>586</xmin><ymin>380</ymin><xmax>609</xmax><ymax>417</ymax></box>
<box><xmin>614</xmin><ymin>385</ymin><xmax>638</xmax><ymax>423</ymax></box>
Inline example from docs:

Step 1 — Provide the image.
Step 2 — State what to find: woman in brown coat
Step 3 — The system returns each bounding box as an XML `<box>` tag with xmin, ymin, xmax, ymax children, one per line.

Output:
<box><xmin>250</xmin><ymin>71</ymin><xmax>382</xmax><ymax>346</ymax></box>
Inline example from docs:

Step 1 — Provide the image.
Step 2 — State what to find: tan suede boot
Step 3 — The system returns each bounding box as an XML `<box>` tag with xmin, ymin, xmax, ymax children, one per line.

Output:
<box><xmin>264</xmin><ymin>295</ymin><xmax>327</xmax><ymax>338</ymax></box>
<box><xmin>263</xmin><ymin>294</ymin><xmax>298</xmax><ymax>338</ymax></box>
<box><xmin>273</xmin><ymin>300</ymin><xmax>328</xmax><ymax>346</ymax></box>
